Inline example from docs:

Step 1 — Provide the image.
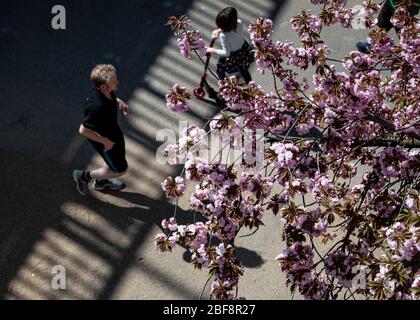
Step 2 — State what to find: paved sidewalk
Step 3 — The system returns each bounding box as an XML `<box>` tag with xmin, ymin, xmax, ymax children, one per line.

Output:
<box><xmin>0</xmin><ymin>0</ymin><xmax>370</xmax><ymax>300</ymax></box>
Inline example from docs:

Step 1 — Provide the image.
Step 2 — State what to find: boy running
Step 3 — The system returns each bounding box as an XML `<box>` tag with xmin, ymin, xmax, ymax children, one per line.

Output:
<box><xmin>73</xmin><ymin>64</ymin><xmax>129</xmax><ymax>195</ymax></box>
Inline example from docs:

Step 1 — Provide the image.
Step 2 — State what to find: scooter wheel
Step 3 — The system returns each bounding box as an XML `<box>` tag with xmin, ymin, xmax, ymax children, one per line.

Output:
<box><xmin>193</xmin><ymin>87</ymin><xmax>206</xmax><ymax>100</ymax></box>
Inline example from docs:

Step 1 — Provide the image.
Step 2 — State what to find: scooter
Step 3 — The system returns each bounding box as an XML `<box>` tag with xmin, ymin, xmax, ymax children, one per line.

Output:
<box><xmin>193</xmin><ymin>39</ymin><xmax>226</xmax><ymax>107</ymax></box>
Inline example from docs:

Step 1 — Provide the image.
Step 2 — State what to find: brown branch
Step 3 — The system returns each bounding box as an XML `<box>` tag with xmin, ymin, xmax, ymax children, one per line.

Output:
<box><xmin>322</xmin><ymin>106</ymin><xmax>420</xmax><ymax>141</ymax></box>
<box><xmin>352</xmin><ymin>138</ymin><xmax>420</xmax><ymax>148</ymax></box>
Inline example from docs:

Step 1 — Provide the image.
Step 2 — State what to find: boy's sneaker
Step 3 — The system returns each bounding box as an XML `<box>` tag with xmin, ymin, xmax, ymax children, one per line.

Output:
<box><xmin>73</xmin><ymin>170</ymin><xmax>88</xmax><ymax>196</ymax></box>
<box><xmin>356</xmin><ymin>42</ymin><xmax>372</xmax><ymax>54</ymax></box>
<box><xmin>92</xmin><ymin>179</ymin><xmax>126</xmax><ymax>191</ymax></box>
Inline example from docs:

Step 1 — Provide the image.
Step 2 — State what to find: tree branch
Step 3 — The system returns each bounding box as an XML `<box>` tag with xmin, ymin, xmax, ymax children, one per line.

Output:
<box><xmin>352</xmin><ymin>138</ymin><xmax>420</xmax><ymax>148</ymax></box>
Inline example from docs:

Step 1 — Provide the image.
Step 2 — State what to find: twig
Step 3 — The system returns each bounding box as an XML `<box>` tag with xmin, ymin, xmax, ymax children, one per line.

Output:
<box><xmin>200</xmin><ymin>275</ymin><xmax>214</xmax><ymax>300</ymax></box>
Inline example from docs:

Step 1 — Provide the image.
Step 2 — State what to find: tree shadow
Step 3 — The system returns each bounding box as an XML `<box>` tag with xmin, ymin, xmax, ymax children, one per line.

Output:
<box><xmin>182</xmin><ymin>247</ymin><xmax>263</xmax><ymax>269</ymax></box>
<box><xmin>103</xmin><ymin>190</ymin><xmax>208</xmax><ymax>227</ymax></box>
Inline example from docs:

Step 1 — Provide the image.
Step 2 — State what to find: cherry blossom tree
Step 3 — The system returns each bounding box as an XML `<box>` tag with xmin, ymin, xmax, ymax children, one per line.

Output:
<box><xmin>158</xmin><ymin>0</ymin><xmax>419</xmax><ymax>300</ymax></box>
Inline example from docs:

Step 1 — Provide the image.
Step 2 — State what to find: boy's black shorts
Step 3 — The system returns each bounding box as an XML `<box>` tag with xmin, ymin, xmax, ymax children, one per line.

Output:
<box><xmin>377</xmin><ymin>0</ymin><xmax>395</xmax><ymax>31</ymax></box>
<box><xmin>89</xmin><ymin>139</ymin><xmax>128</xmax><ymax>173</ymax></box>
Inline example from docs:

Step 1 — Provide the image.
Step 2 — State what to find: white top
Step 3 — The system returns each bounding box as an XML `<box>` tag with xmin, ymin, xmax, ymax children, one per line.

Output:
<box><xmin>215</xmin><ymin>19</ymin><xmax>248</xmax><ymax>57</ymax></box>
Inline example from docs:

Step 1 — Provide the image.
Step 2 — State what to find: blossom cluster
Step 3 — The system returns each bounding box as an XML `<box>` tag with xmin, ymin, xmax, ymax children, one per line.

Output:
<box><xmin>167</xmin><ymin>15</ymin><xmax>207</xmax><ymax>59</ymax></box>
<box><xmin>165</xmin><ymin>83</ymin><xmax>191</xmax><ymax>112</ymax></box>
<box><xmin>162</xmin><ymin>2</ymin><xmax>420</xmax><ymax>300</ymax></box>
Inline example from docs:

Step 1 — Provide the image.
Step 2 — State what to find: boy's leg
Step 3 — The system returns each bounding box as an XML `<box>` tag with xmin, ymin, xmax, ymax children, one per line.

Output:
<box><xmin>91</xmin><ymin>141</ymin><xmax>128</xmax><ymax>190</ymax></box>
<box><xmin>90</xmin><ymin>166</ymin><xmax>125</xmax><ymax>180</ymax></box>
<box><xmin>90</xmin><ymin>167</ymin><xmax>126</xmax><ymax>191</ymax></box>
<box><xmin>73</xmin><ymin>140</ymin><xmax>128</xmax><ymax>195</ymax></box>
<box><xmin>73</xmin><ymin>166</ymin><xmax>126</xmax><ymax>195</ymax></box>
<box><xmin>72</xmin><ymin>170</ymin><xmax>90</xmax><ymax>196</ymax></box>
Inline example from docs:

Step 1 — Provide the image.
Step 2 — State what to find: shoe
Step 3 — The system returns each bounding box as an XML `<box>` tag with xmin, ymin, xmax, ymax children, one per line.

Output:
<box><xmin>92</xmin><ymin>179</ymin><xmax>126</xmax><ymax>191</ymax></box>
<box><xmin>73</xmin><ymin>170</ymin><xmax>87</xmax><ymax>196</ymax></box>
<box><xmin>356</xmin><ymin>42</ymin><xmax>372</xmax><ymax>54</ymax></box>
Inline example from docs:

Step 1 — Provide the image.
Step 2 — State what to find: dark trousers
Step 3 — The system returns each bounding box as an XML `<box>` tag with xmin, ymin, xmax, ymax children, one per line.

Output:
<box><xmin>378</xmin><ymin>0</ymin><xmax>420</xmax><ymax>33</ymax></box>
<box><xmin>377</xmin><ymin>0</ymin><xmax>395</xmax><ymax>32</ymax></box>
<box><xmin>217</xmin><ymin>66</ymin><xmax>252</xmax><ymax>84</ymax></box>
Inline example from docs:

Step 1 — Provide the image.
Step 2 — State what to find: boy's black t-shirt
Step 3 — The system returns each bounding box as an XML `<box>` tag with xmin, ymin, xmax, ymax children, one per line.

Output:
<box><xmin>82</xmin><ymin>88</ymin><xmax>124</xmax><ymax>142</ymax></box>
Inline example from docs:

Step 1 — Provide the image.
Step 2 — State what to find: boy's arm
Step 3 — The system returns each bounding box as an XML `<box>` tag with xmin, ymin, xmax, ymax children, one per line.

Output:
<box><xmin>79</xmin><ymin>125</ymin><xmax>114</xmax><ymax>151</ymax></box>
<box><xmin>116</xmin><ymin>98</ymin><xmax>129</xmax><ymax>116</ymax></box>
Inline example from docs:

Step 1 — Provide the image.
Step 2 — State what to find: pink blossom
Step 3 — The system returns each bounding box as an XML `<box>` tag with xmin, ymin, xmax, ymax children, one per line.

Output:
<box><xmin>218</xmin><ymin>76</ymin><xmax>244</xmax><ymax>103</ymax></box>
<box><xmin>400</xmin><ymin>236</ymin><xmax>420</xmax><ymax>262</ymax></box>
<box><xmin>325</xmin><ymin>251</ymin><xmax>354</xmax><ymax>288</ymax></box>
<box><xmin>163</xmin><ymin>8</ymin><xmax>420</xmax><ymax>301</ymax></box>
<box><xmin>276</xmin><ymin>242</ymin><xmax>314</xmax><ymax>271</ymax></box>
<box><xmin>163</xmin><ymin>144</ymin><xmax>180</xmax><ymax>166</ymax></box>
<box><xmin>179</xmin><ymin>124</ymin><xmax>208</xmax><ymax>158</ymax></box>
<box><xmin>378</xmin><ymin>147</ymin><xmax>411</xmax><ymax>178</ymax></box>
<box><xmin>185</xmin><ymin>157</ymin><xmax>209</xmax><ymax>182</ymax></box>
<box><xmin>161</xmin><ymin>176</ymin><xmax>186</xmax><ymax>198</ymax></box>
<box><xmin>406</xmin><ymin>192</ymin><xmax>420</xmax><ymax>212</ymax></box>
<box><xmin>177</xmin><ymin>30</ymin><xmax>207</xmax><ymax>59</ymax></box>
<box><xmin>270</xmin><ymin>143</ymin><xmax>301</xmax><ymax>170</ymax></box>
<box><xmin>165</xmin><ymin>84</ymin><xmax>191</xmax><ymax>112</ymax></box>
<box><xmin>194</xmin><ymin>244</ymin><xmax>211</xmax><ymax>267</ymax></box>
<box><xmin>161</xmin><ymin>217</ymin><xmax>178</xmax><ymax>232</ymax></box>
<box><xmin>154</xmin><ymin>234</ymin><xmax>174</xmax><ymax>252</ymax></box>
<box><xmin>310</xmin><ymin>173</ymin><xmax>337</xmax><ymax>204</ymax></box>
<box><xmin>249</xmin><ymin>17</ymin><xmax>273</xmax><ymax>45</ymax></box>
<box><xmin>291</xmin><ymin>208</ymin><xmax>327</xmax><ymax>237</ymax></box>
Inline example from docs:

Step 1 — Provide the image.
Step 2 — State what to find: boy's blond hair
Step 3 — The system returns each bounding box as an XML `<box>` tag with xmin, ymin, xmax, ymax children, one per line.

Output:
<box><xmin>90</xmin><ymin>64</ymin><xmax>116</xmax><ymax>88</ymax></box>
